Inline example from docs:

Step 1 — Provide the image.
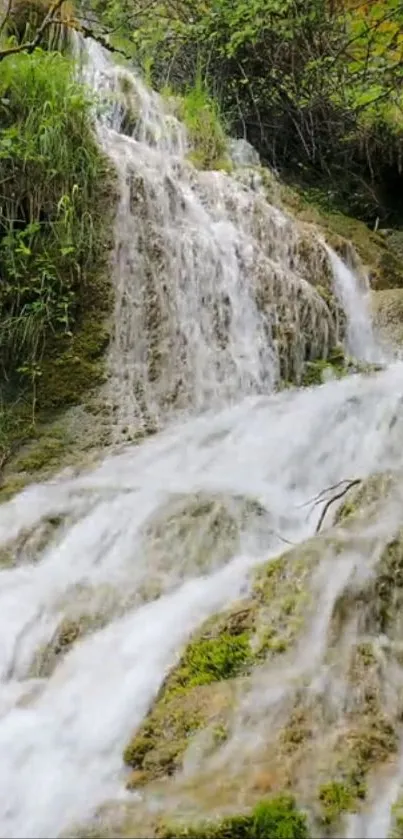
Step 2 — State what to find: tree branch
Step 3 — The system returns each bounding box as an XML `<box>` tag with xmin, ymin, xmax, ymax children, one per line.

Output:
<box><xmin>0</xmin><ymin>1</ymin><xmax>133</xmax><ymax>63</ymax></box>
<box><xmin>0</xmin><ymin>0</ymin><xmax>67</xmax><ymax>62</ymax></box>
<box><xmin>315</xmin><ymin>478</ymin><xmax>362</xmax><ymax>533</ymax></box>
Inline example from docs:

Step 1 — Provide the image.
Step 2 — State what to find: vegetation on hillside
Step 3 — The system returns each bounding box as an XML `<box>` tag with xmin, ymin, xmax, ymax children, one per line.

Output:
<box><xmin>90</xmin><ymin>0</ymin><xmax>403</xmax><ymax>226</ymax></box>
<box><xmin>0</xmin><ymin>4</ymin><xmax>114</xmax><ymax>470</ymax></box>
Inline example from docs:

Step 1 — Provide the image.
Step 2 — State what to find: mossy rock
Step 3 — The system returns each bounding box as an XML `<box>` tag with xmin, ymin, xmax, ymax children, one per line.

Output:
<box><xmin>371</xmin><ymin>288</ymin><xmax>403</xmax><ymax>349</ymax></box>
<box><xmin>30</xmin><ymin>612</ymin><xmax>107</xmax><ymax>678</ymax></box>
<box><xmin>124</xmin><ymin>679</ymin><xmax>237</xmax><ymax>787</ymax></box>
<box><xmin>140</xmin><ymin>492</ymin><xmax>269</xmax><ymax>583</ymax></box>
<box><xmin>335</xmin><ymin>472</ymin><xmax>395</xmax><ymax>524</ymax></box>
<box><xmin>274</xmin><ymin>183</ymin><xmax>403</xmax><ymax>291</ymax></box>
<box><xmin>0</xmin><ymin>512</ymin><xmax>63</xmax><ymax>568</ymax></box>
<box><xmin>123</xmin><ymin>546</ymin><xmax>319</xmax><ymax>786</ymax></box>
<box><xmin>318</xmin><ymin>781</ymin><xmax>361</xmax><ymax>826</ymax></box>
<box><xmin>158</xmin><ymin>795</ymin><xmax>309</xmax><ymax>839</ymax></box>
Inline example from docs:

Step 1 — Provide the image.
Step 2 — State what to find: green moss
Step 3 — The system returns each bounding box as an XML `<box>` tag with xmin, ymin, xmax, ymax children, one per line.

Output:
<box><xmin>335</xmin><ymin>472</ymin><xmax>393</xmax><ymax>524</ymax></box>
<box><xmin>275</xmin><ymin>183</ymin><xmax>403</xmax><ymax>291</ymax></box>
<box><xmin>371</xmin><ymin>532</ymin><xmax>403</xmax><ymax>634</ymax></box>
<box><xmin>123</xmin><ymin>681</ymin><xmax>230</xmax><ymax>782</ymax></box>
<box><xmin>14</xmin><ymin>436</ymin><xmax>69</xmax><ymax>473</ymax></box>
<box><xmin>158</xmin><ymin>795</ymin><xmax>309</xmax><ymax>839</ymax></box>
<box><xmin>187</xmin><ymin>150</ymin><xmax>233</xmax><ymax>173</ymax></box>
<box><xmin>389</xmin><ymin>796</ymin><xmax>403</xmax><ymax>839</ymax></box>
<box><xmin>0</xmin><ymin>474</ymin><xmax>29</xmax><ymax>504</ymax></box>
<box><xmin>318</xmin><ymin>781</ymin><xmax>359</xmax><ymax>825</ymax></box>
<box><xmin>252</xmin><ymin>551</ymin><xmax>314</xmax><ymax>650</ymax></box>
<box><xmin>165</xmin><ymin>632</ymin><xmax>252</xmax><ymax>697</ymax></box>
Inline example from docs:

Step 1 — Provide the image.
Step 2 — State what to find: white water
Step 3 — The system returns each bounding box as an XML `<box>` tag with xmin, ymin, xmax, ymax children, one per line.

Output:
<box><xmin>0</xmin><ymin>38</ymin><xmax>402</xmax><ymax>839</ymax></box>
<box><xmin>327</xmin><ymin>245</ymin><xmax>385</xmax><ymax>364</ymax></box>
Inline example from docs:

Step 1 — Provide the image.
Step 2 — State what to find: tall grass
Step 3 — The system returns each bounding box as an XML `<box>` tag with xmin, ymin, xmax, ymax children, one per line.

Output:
<box><xmin>0</xmin><ymin>48</ymin><xmax>108</xmax><ymax>393</ymax></box>
<box><xmin>178</xmin><ymin>76</ymin><xmax>229</xmax><ymax>170</ymax></box>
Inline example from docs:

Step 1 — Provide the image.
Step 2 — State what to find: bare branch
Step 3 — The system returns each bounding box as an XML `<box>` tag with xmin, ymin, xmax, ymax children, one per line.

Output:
<box><xmin>300</xmin><ymin>478</ymin><xmax>360</xmax><ymax>509</ymax></box>
<box><xmin>315</xmin><ymin>478</ymin><xmax>362</xmax><ymax>534</ymax></box>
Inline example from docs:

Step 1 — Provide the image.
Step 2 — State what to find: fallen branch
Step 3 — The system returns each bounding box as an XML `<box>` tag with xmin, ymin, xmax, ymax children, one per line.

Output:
<box><xmin>299</xmin><ymin>478</ymin><xmax>358</xmax><ymax>509</ymax></box>
<box><xmin>315</xmin><ymin>478</ymin><xmax>362</xmax><ymax>533</ymax></box>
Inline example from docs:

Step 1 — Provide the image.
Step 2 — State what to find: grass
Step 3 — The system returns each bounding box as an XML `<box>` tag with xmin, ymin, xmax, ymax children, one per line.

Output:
<box><xmin>0</xmin><ymin>47</ymin><xmax>115</xmax><ymax>468</ymax></box>
<box><xmin>177</xmin><ymin>77</ymin><xmax>230</xmax><ymax>171</ymax></box>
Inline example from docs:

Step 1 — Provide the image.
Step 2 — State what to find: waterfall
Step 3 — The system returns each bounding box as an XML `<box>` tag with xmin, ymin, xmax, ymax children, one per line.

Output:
<box><xmin>74</xmin><ymin>37</ymin><xmax>377</xmax><ymax>440</ymax></box>
<box><xmin>0</xmin><ymin>37</ymin><xmax>402</xmax><ymax>839</ymax></box>
<box><xmin>326</xmin><ymin>245</ymin><xmax>385</xmax><ymax>364</ymax></box>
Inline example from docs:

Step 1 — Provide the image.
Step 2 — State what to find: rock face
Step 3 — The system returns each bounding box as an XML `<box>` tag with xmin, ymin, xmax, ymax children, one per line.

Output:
<box><xmin>371</xmin><ymin>289</ymin><xmax>403</xmax><ymax>351</ymax></box>
<box><xmin>107</xmin><ymin>472</ymin><xmax>403</xmax><ymax>839</ymax></box>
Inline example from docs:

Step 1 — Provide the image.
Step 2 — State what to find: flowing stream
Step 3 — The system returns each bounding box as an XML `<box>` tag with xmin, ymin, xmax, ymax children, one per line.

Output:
<box><xmin>1</xmin><ymin>38</ymin><xmax>402</xmax><ymax>839</ymax></box>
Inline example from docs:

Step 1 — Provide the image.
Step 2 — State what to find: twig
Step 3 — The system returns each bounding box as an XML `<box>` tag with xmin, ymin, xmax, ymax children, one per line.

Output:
<box><xmin>299</xmin><ymin>478</ymin><xmax>359</xmax><ymax>509</ymax></box>
<box><xmin>315</xmin><ymin>478</ymin><xmax>361</xmax><ymax>534</ymax></box>
<box><xmin>269</xmin><ymin>528</ymin><xmax>296</xmax><ymax>547</ymax></box>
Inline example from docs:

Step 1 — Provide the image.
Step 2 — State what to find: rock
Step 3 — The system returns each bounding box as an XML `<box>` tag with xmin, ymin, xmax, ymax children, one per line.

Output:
<box><xmin>371</xmin><ymin>289</ymin><xmax>403</xmax><ymax>349</ymax></box>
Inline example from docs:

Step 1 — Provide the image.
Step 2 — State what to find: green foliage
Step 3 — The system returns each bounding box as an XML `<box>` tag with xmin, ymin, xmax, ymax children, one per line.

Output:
<box><xmin>159</xmin><ymin>795</ymin><xmax>309</xmax><ymax>839</ymax></box>
<box><xmin>178</xmin><ymin>78</ymin><xmax>229</xmax><ymax>170</ymax></box>
<box><xmin>166</xmin><ymin>632</ymin><xmax>252</xmax><ymax>694</ymax></box>
<box><xmin>0</xmin><ymin>48</ymin><xmax>112</xmax><ymax>455</ymax></box>
<box><xmin>390</xmin><ymin>795</ymin><xmax>403</xmax><ymax>839</ymax></box>
<box><xmin>107</xmin><ymin>0</ymin><xmax>403</xmax><ymax>224</ymax></box>
<box><xmin>318</xmin><ymin>781</ymin><xmax>359</xmax><ymax>825</ymax></box>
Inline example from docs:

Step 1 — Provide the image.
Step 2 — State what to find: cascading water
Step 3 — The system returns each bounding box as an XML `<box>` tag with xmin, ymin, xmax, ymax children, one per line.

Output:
<box><xmin>1</xmin><ymin>36</ymin><xmax>403</xmax><ymax>839</ymax></box>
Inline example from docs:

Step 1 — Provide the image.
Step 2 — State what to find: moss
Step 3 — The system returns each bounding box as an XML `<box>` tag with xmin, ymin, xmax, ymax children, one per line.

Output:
<box><xmin>300</xmin><ymin>344</ymin><xmax>383</xmax><ymax>388</ymax></box>
<box><xmin>372</xmin><ymin>534</ymin><xmax>403</xmax><ymax>634</ymax></box>
<box><xmin>335</xmin><ymin>472</ymin><xmax>394</xmax><ymax>524</ymax></box>
<box><xmin>122</xmin><ymin>545</ymin><xmax>319</xmax><ymax>788</ymax></box>
<box><xmin>165</xmin><ymin>633</ymin><xmax>252</xmax><ymax>697</ymax></box>
<box><xmin>187</xmin><ymin>150</ymin><xmax>233</xmax><ymax>173</ymax></box>
<box><xmin>280</xmin><ymin>709</ymin><xmax>312</xmax><ymax>755</ymax></box>
<box><xmin>318</xmin><ymin>781</ymin><xmax>360</xmax><ymax>825</ymax></box>
<box><xmin>36</xmin><ymin>264</ymin><xmax>113</xmax><ymax>412</ymax></box>
<box><xmin>14</xmin><ymin>436</ymin><xmax>70</xmax><ymax>473</ymax></box>
<box><xmin>158</xmin><ymin>796</ymin><xmax>309</xmax><ymax>839</ymax></box>
<box><xmin>30</xmin><ymin>612</ymin><xmax>108</xmax><ymax>677</ymax></box>
<box><xmin>252</xmin><ymin>551</ymin><xmax>314</xmax><ymax>654</ymax></box>
<box><xmin>275</xmin><ymin>183</ymin><xmax>403</xmax><ymax>291</ymax></box>
<box><xmin>0</xmin><ymin>474</ymin><xmax>29</xmax><ymax>505</ymax></box>
<box><xmin>123</xmin><ymin>680</ymin><xmax>234</xmax><ymax>783</ymax></box>
<box><xmin>390</xmin><ymin>796</ymin><xmax>403</xmax><ymax>839</ymax></box>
